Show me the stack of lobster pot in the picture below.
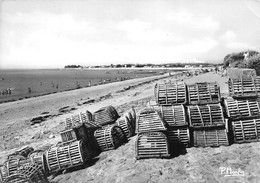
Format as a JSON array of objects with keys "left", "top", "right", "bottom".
[
  {"left": 187, "top": 82, "right": 229, "bottom": 147},
  {"left": 135, "top": 107, "right": 170, "bottom": 159},
  {"left": 153, "top": 81, "right": 190, "bottom": 152},
  {"left": 225, "top": 74, "right": 260, "bottom": 143},
  {"left": 93, "top": 105, "right": 127, "bottom": 151},
  {"left": 46, "top": 110, "right": 101, "bottom": 174},
  {"left": 0, "top": 152, "right": 49, "bottom": 183}
]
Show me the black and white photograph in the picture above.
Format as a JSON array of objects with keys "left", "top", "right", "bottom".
[{"left": 0, "top": 0, "right": 260, "bottom": 182}]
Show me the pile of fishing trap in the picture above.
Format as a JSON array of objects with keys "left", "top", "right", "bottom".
[
  {"left": 0, "top": 146, "right": 49, "bottom": 183},
  {"left": 225, "top": 74, "right": 260, "bottom": 143},
  {"left": 146, "top": 80, "right": 229, "bottom": 155},
  {"left": 141, "top": 69, "right": 260, "bottom": 159},
  {"left": 0, "top": 105, "right": 136, "bottom": 182}
]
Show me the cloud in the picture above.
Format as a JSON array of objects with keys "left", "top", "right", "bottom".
[
  {"left": 165, "top": 10, "right": 220, "bottom": 33},
  {"left": 117, "top": 19, "right": 182, "bottom": 44},
  {"left": 0, "top": 9, "right": 221, "bottom": 68},
  {"left": 222, "top": 30, "right": 257, "bottom": 50}
]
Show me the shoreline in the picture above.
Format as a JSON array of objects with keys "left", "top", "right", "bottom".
[
  {"left": 0, "top": 69, "right": 188, "bottom": 104},
  {"left": 0, "top": 72, "right": 178, "bottom": 105}
]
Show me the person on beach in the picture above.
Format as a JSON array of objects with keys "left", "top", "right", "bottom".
[
  {"left": 8, "top": 88, "right": 11, "bottom": 95},
  {"left": 28, "top": 87, "right": 31, "bottom": 94},
  {"left": 88, "top": 80, "right": 91, "bottom": 87}
]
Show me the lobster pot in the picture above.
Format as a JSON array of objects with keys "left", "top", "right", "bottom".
[
  {"left": 60, "top": 124, "right": 89, "bottom": 143},
  {"left": 159, "top": 105, "right": 187, "bottom": 127},
  {"left": 94, "top": 106, "right": 119, "bottom": 126},
  {"left": 166, "top": 127, "right": 190, "bottom": 147},
  {"left": 3, "top": 163, "right": 48, "bottom": 183},
  {"left": 187, "top": 104, "right": 225, "bottom": 127},
  {"left": 187, "top": 82, "right": 221, "bottom": 105},
  {"left": 84, "top": 121, "right": 101, "bottom": 128},
  {"left": 65, "top": 117, "right": 73, "bottom": 129},
  {"left": 2, "top": 157, "right": 33, "bottom": 178},
  {"left": 80, "top": 110, "right": 93, "bottom": 123},
  {"left": 228, "top": 76, "right": 260, "bottom": 98},
  {"left": 193, "top": 128, "right": 229, "bottom": 147},
  {"left": 124, "top": 111, "right": 134, "bottom": 128},
  {"left": 0, "top": 164, "right": 8, "bottom": 182},
  {"left": 154, "top": 82, "right": 187, "bottom": 105},
  {"left": 116, "top": 115, "right": 134, "bottom": 138},
  {"left": 232, "top": 118, "right": 260, "bottom": 143},
  {"left": 29, "top": 151, "right": 48, "bottom": 176},
  {"left": 65, "top": 114, "right": 81, "bottom": 129},
  {"left": 224, "top": 97, "right": 260, "bottom": 119},
  {"left": 46, "top": 140, "right": 88, "bottom": 173},
  {"left": 8, "top": 147, "right": 34, "bottom": 160},
  {"left": 136, "top": 108, "right": 167, "bottom": 133},
  {"left": 94, "top": 125, "right": 126, "bottom": 151},
  {"left": 135, "top": 132, "right": 170, "bottom": 159}
]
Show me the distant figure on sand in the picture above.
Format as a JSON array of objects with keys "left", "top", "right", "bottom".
[
  {"left": 28, "top": 87, "right": 31, "bottom": 94},
  {"left": 8, "top": 88, "right": 11, "bottom": 95},
  {"left": 88, "top": 80, "right": 92, "bottom": 87}
]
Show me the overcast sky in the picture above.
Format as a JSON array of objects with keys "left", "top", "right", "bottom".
[{"left": 1, "top": 0, "right": 260, "bottom": 69}]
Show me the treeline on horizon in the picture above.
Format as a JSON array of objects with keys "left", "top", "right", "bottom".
[{"left": 64, "top": 62, "right": 222, "bottom": 69}]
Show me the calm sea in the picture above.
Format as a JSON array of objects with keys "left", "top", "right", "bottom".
[{"left": 0, "top": 68, "right": 180, "bottom": 103}]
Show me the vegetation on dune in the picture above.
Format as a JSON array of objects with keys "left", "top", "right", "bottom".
[
  {"left": 223, "top": 50, "right": 259, "bottom": 69},
  {"left": 247, "top": 54, "right": 260, "bottom": 75}
]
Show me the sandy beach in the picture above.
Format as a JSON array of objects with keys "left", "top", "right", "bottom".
[{"left": 0, "top": 72, "right": 259, "bottom": 183}]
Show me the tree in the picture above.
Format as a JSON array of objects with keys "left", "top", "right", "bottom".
[{"left": 248, "top": 54, "right": 260, "bottom": 75}]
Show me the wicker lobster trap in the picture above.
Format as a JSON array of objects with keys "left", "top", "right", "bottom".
[
  {"left": 166, "top": 127, "right": 190, "bottom": 147},
  {"left": 224, "top": 97, "right": 260, "bottom": 120},
  {"left": 187, "top": 82, "right": 221, "bottom": 105},
  {"left": 129, "top": 107, "right": 136, "bottom": 125},
  {"left": 28, "top": 150, "right": 48, "bottom": 176},
  {"left": 187, "top": 103, "right": 225, "bottom": 127},
  {"left": 94, "top": 125, "right": 126, "bottom": 151},
  {"left": 65, "top": 111, "right": 93, "bottom": 129},
  {"left": 116, "top": 114, "right": 134, "bottom": 138},
  {"left": 60, "top": 124, "right": 87, "bottom": 143},
  {"left": 228, "top": 76, "right": 260, "bottom": 98},
  {"left": 46, "top": 140, "right": 91, "bottom": 173},
  {"left": 158, "top": 105, "right": 187, "bottom": 127},
  {"left": 124, "top": 111, "right": 134, "bottom": 128},
  {"left": 193, "top": 128, "right": 229, "bottom": 147},
  {"left": 232, "top": 118, "right": 260, "bottom": 143},
  {"left": 147, "top": 100, "right": 187, "bottom": 127},
  {"left": 135, "top": 132, "right": 170, "bottom": 159},
  {"left": 154, "top": 82, "right": 187, "bottom": 105},
  {"left": 2, "top": 163, "right": 48, "bottom": 183},
  {"left": 0, "top": 156, "right": 33, "bottom": 180},
  {"left": 94, "top": 106, "right": 119, "bottom": 126},
  {"left": 80, "top": 111, "right": 93, "bottom": 123},
  {"left": 136, "top": 108, "right": 167, "bottom": 133}
]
